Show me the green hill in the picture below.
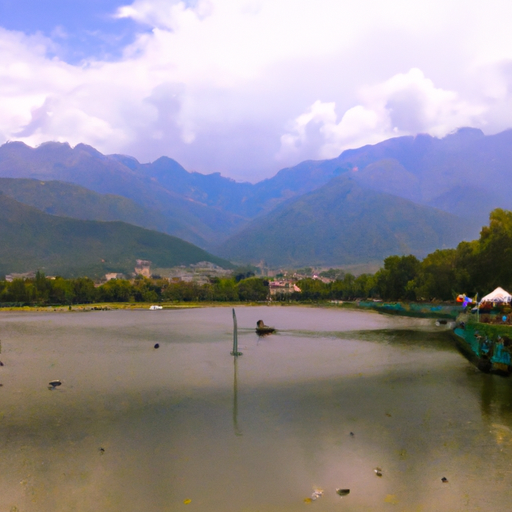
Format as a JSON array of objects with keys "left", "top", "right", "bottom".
[
  {"left": 217, "top": 177, "right": 476, "bottom": 267},
  {"left": 0, "top": 194, "right": 232, "bottom": 278}
]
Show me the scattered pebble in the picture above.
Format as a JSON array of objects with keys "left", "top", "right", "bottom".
[
  {"left": 349, "top": 432, "right": 354, "bottom": 436},
  {"left": 99, "top": 447, "right": 105, "bottom": 454},
  {"left": 154, "top": 343, "right": 160, "bottom": 349},
  {"left": 374, "top": 467, "right": 383, "bottom": 477},
  {"left": 0, "top": 361, "right": 4, "bottom": 366},
  {"left": 441, "top": 477, "right": 448, "bottom": 483}
]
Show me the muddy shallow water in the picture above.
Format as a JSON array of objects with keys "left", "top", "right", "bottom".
[{"left": 0, "top": 306, "right": 510, "bottom": 511}]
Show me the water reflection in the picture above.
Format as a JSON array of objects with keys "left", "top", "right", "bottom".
[
  {"left": 233, "top": 356, "right": 242, "bottom": 436},
  {"left": 480, "top": 373, "right": 496, "bottom": 420},
  {"left": 477, "top": 371, "right": 512, "bottom": 422}
]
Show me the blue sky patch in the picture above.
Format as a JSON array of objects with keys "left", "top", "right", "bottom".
[{"left": 0, "top": 0, "right": 147, "bottom": 62}]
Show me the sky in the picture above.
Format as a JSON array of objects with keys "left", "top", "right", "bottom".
[{"left": 1, "top": 0, "right": 512, "bottom": 182}]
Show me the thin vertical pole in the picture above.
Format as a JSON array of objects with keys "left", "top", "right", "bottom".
[{"left": 231, "top": 308, "right": 242, "bottom": 356}]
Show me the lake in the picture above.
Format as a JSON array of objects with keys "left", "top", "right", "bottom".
[{"left": 0, "top": 306, "right": 511, "bottom": 511}]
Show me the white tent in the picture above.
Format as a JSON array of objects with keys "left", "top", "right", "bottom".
[{"left": 480, "top": 287, "right": 512, "bottom": 303}]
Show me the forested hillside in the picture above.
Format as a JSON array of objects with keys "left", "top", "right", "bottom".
[
  {"left": 217, "top": 177, "right": 476, "bottom": 267},
  {"left": 0, "top": 194, "right": 231, "bottom": 278}
]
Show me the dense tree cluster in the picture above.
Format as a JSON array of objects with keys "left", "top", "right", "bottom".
[{"left": 0, "top": 272, "right": 270, "bottom": 305}]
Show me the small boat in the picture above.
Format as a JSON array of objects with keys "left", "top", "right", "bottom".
[
  {"left": 256, "top": 319, "right": 276, "bottom": 335},
  {"left": 149, "top": 305, "right": 163, "bottom": 310}
]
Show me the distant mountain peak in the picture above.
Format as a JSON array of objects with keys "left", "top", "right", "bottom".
[
  {"left": 74, "top": 143, "right": 106, "bottom": 158},
  {"left": 38, "top": 141, "right": 72, "bottom": 149},
  {"left": 448, "top": 127, "right": 485, "bottom": 139},
  {"left": 151, "top": 155, "right": 189, "bottom": 172}
]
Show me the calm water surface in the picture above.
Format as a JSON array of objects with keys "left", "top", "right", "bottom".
[{"left": 0, "top": 306, "right": 511, "bottom": 511}]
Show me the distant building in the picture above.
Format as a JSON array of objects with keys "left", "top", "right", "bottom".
[
  {"left": 189, "top": 261, "right": 222, "bottom": 270},
  {"left": 5, "top": 271, "right": 36, "bottom": 282},
  {"left": 269, "top": 280, "right": 301, "bottom": 297},
  {"left": 134, "top": 259, "right": 151, "bottom": 277},
  {"left": 105, "top": 273, "right": 124, "bottom": 281}
]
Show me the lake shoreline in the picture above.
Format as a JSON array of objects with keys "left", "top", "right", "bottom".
[{"left": 0, "top": 301, "right": 357, "bottom": 313}]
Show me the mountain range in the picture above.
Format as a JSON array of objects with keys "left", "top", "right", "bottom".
[{"left": 1, "top": 127, "right": 511, "bottom": 272}]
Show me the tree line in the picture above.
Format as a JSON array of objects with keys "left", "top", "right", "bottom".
[{"left": 0, "top": 273, "right": 271, "bottom": 305}]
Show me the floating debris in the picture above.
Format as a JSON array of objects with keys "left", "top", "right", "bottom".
[
  {"left": 303, "top": 497, "right": 312, "bottom": 504},
  {"left": 0, "top": 361, "right": 4, "bottom": 366},
  {"left": 336, "top": 489, "right": 350, "bottom": 497},
  {"left": 349, "top": 432, "right": 355, "bottom": 436},
  {"left": 99, "top": 447, "right": 105, "bottom": 454},
  {"left": 154, "top": 343, "right": 160, "bottom": 349},
  {"left": 183, "top": 499, "right": 192, "bottom": 504},
  {"left": 441, "top": 477, "right": 448, "bottom": 483},
  {"left": 48, "top": 380, "right": 62, "bottom": 389},
  {"left": 311, "top": 489, "right": 324, "bottom": 500},
  {"left": 374, "top": 467, "right": 383, "bottom": 477}
]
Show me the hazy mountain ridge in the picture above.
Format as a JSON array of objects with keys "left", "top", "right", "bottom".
[
  {"left": 3, "top": 128, "right": 510, "bottom": 230},
  {"left": 216, "top": 177, "right": 477, "bottom": 267},
  {"left": 0, "top": 193, "right": 231, "bottom": 278},
  {"left": 334, "top": 128, "right": 512, "bottom": 221},
  {"left": 0, "top": 141, "right": 247, "bottom": 248},
  {"left": 2, "top": 128, "right": 512, "bottom": 268}
]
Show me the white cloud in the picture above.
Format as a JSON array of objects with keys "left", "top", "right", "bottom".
[
  {"left": 278, "top": 69, "right": 487, "bottom": 162},
  {"left": 2, "top": 1, "right": 512, "bottom": 180},
  {"left": 116, "top": 0, "right": 214, "bottom": 30}
]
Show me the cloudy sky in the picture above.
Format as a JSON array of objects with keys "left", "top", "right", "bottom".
[{"left": 1, "top": 0, "right": 512, "bottom": 182}]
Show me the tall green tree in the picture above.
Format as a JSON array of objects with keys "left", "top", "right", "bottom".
[
  {"left": 411, "top": 249, "right": 458, "bottom": 301},
  {"left": 72, "top": 277, "right": 97, "bottom": 304},
  {"left": 98, "top": 279, "right": 134, "bottom": 302},
  {"left": 472, "top": 209, "right": 512, "bottom": 292},
  {"left": 375, "top": 255, "right": 420, "bottom": 300},
  {"left": 34, "top": 271, "right": 51, "bottom": 304},
  {"left": 237, "top": 277, "right": 268, "bottom": 301}
]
